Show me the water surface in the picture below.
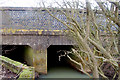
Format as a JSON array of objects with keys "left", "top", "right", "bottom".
[{"left": 40, "top": 63, "right": 89, "bottom": 78}]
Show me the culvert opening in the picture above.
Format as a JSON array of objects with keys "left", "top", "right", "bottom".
[
  {"left": 2, "top": 45, "right": 33, "bottom": 66},
  {"left": 41, "top": 45, "right": 89, "bottom": 78},
  {"left": 47, "top": 45, "right": 74, "bottom": 71}
]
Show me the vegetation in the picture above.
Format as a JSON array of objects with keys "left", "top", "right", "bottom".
[
  {"left": 0, "top": 55, "right": 35, "bottom": 79},
  {"left": 43, "top": 0, "right": 120, "bottom": 79}
]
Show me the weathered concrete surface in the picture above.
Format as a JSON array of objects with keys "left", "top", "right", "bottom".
[
  {"left": 1, "top": 31, "right": 75, "bottom": 74},
  {"left": 1, "top": 7, "right": 119, "bottom": 74},
  {"left": 0, "top": 7, "right": 75, "bottom": 74}
]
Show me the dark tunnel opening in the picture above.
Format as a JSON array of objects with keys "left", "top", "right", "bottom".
[
  {"left": 40, "top": 45, "right": 90, "bottom": 78},
  {"left": 2, "top": 45, "right": 31, "bottom": 65},
  {"left": 47, "top": 45, "right": 73, "bottom": 71}
]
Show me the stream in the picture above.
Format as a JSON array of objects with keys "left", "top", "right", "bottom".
[
  {"left": 39, "top": 58, "right": 89, "bottom": 78},
  {"left": 39, "top": 65, "right": 89, "bottom": 78}
]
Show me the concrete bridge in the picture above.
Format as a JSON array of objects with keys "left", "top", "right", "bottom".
[
  {"left": 0, "top": 7, "right": 119, "bottom": 74},
  {"left": 0, "top": 7, "right": 76, "bottom": 74}
]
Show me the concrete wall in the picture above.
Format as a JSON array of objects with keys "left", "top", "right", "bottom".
[{"left": 1, "top": 31, "right": 75, "bottom": 74}]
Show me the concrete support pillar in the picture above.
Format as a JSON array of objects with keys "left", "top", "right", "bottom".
[
  {"left": 33, "top": 49, "right": 47, "bottom": 74},
  {"left": 31, "top": 44, "right": 48, "bottom": 74}
]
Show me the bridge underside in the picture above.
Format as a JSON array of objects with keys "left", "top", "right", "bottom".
[{"left": 1, "top": 31, "right": 75, "bottom": 74}]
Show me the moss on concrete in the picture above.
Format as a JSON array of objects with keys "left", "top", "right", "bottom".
[
  {"left": 0, "top": 55, "right": 35, "bottom": 79},
  {"left": 18, "top": 67, "right": 35, "bottom": 80}
]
